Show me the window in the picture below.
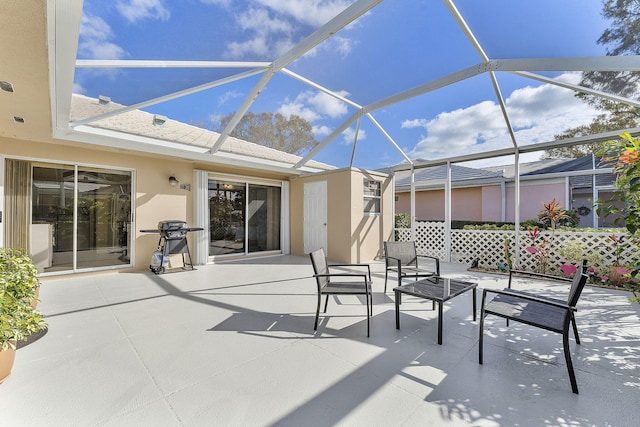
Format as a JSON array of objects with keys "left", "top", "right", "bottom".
[{"left": 363, "top": 179, "right": 381, "bottom": 214}]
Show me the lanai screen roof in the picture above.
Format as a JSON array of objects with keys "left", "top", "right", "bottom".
[{"left": 47, "top": 1, "right": 640, "bottom": 173}]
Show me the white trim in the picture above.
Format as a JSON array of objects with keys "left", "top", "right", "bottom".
[
  {"left": 281, "top": 180, "right": 290, "bottom": 255},
  {"left": 193, "top": 170, "right": 209, "bottom": 265},
  {"left": 204, "top": 171, "right": 285, "bottom": 261}
]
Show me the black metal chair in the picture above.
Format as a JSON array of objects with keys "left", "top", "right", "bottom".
[
  {"left": 383, "top": 241, "right": 440, "bottom": 293},
  {"left": 309, "top": 248, "right": 373, "bottom": 337},
  {"left": 505, "top": 259, "right": 588, "bottom": 334},
  {"left": 479, "top": 270, "right": 589, "bottom": 394}
]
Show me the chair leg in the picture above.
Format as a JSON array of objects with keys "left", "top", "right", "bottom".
[
  {"left": 366, "top": 291, "right": 370, "bottom": 337},
  {"left": 314, "top": 293, "right": 322, "bottom": 331},
  {"left": 571, "top": 313, "right": 580, "bottom": 345},
  {"left": 479, "top": 292, "right": 487, "bottom": 364},
  {"left": 324, "top": 294, "right": 329, "bottom": 313},
  {"left": 384, "top": 270, "right": 388, "bottom": 293},
  {"left": 563, "top": 327, "right": 579, "bottom": 394}
]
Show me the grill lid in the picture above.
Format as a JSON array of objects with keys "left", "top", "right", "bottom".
[{"left": 157, "top": 220, "right": 189, "bottom": 231}]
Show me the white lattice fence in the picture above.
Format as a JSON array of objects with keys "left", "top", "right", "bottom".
[
  {"left": 395, "top": 222, "right": 634, "bottom": 274},
  {"left": 451, "top": 229, "right": 513, "bottom": 267}
]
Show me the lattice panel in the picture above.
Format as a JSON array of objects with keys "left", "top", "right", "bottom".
[
  {"left": 395, "top": 222, "right": 634, "bottom": 274},
  {"left": 452, "top": 230, "right": 514, "bottom": 268}
]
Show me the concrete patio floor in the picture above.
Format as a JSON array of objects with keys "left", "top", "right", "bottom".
[{"left": 1, "top": 256, "right": 638, "bottom": 426}]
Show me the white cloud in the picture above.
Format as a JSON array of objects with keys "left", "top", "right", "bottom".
[
  {"left": 223, "top": 1, "right": 357, "bottom": 59},
  {"left": 307, "top": 91, "right": 350, "bottom": 118},
  {"left": 224, "top": 7, "right": 295, "bottom": 58},
  {"left": 407, "top": 73, "right": 600, "bottom": 160},
  {"left": 312, "top": 125, "right": 332, "bottom": 137},
  {"left": 78, "top": 14, "right": 126, "bottom": 60},
  {"left": 116, "top": 0, "right": 170, "bottom": 24},
  {"left": 218, "top": 90, "right": 244, "bottom": 106},
  {"left": 257, "top": 0, "right": 353, "bottom": 27},
  {"left": 342, "top": 127, "right": 367, "bottom": 144},
  {"left": 278, "top": 90, "right": 350, "bottom": 122}
]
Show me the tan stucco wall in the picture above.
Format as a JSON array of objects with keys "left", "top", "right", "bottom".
[
  {"left": 1, "top": 137, "right": 289, "bottom": 273},
  {"left": 290, "top": 169, "right": 392, "bottom": 263}
]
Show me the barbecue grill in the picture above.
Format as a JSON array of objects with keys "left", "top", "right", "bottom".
[{"left": 140, "top": 220, "right": 203, "bottom": 274}]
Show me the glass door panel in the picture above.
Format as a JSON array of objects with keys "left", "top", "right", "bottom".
[
  {"left": 209, "top": 180, "right": 245, "bottom": 256},
  {"left": 31, "top": 165, "right": 75, "bottom": 272},
  {"left": 75, "top": 168, "right": 132, "bottom": 269},
  {"left": 248, "top": 185, "right": 281, "bottom": 253},
  {"left": 31, "top": 164, "right": 132, "bottom": 273}
]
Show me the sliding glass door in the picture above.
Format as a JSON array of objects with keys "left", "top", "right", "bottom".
[
  {"left": 208, "top": 178, "right": 281, "bottom": 257},
  {"left": 30, "top": 163, "right": 132, "bottom": 273}
]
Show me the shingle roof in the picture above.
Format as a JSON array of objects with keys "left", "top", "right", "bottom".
[
  {"left": 394, "top": 164, "right": 504, "bottom": 188},
  {"left": 70, "top": 95, "right": 335, "bottom": 171},
  {"left": 393, "top": 155, "right": 617, "bottom": 190}
]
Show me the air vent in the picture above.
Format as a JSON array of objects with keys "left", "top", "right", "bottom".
[{"left": 0, "top": 80, "right": 14, "bottom": 92}]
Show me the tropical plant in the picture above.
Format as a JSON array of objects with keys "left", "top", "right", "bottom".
[
  {"left": 0, "top": 248, "right": 47, "bottom": 351},
  {"left": 598, "top": 132, "right": 640, "bottom": 301}
]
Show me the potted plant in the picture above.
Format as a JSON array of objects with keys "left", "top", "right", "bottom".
[{"left": 0, "top": 248, "right": 47, "bottom": 384}]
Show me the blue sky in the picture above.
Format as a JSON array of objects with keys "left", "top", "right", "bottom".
[{"left": 74, "top": 1, "right": 612, "bottom": 170}]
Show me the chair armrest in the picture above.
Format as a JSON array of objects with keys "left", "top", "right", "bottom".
[
  {"left": 483, "top": 288, "right": 575, "bottom": 311},
  {"left": 328, "top": 263, "right": 371, "bottom": 281},
  {"left": 313, "top": 273, "right": 371, "bottom": 285},
  {"left": 384, "top": 255, "right": 400, "bottom": 267},
  {"left": 416, "top": 255, "right": 440, "bottom": 275},
  {"left": 508, "top": 269, "right": 571, "bottom": 288}
]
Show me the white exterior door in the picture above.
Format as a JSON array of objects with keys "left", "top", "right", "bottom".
[{"left": 304, "top": 180, "right": 327, "bottom": 254}]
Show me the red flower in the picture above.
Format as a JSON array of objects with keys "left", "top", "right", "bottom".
[
  {"left": 620, "top": 149, "right": 639, "bottom": 164},
  {"left": 560, "top": 264, "right": 577, "bottom": 277}
]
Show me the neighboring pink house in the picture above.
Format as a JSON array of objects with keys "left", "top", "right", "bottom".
[{"left": 393, "top": 156, "right": 620, "bottom": 228}]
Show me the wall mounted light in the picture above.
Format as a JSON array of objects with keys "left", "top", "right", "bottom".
[{"left": 169, "top": 175, "right": 179, "bottom": 187}]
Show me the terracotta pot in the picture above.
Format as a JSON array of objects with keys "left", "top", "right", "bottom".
[{"left": 0, "top": 342, "right": 17, "bottom": 384}]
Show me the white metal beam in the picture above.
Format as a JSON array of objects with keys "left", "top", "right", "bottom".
[
  {"left": 210, "top": 0, "right": 384, "bottom": 154},
  {"left": 444, "top": 0, "right": 489, "bottom": 62},
  {"left": 294, "top": 111, "right": 360, "bottom": 169},
  {"left": 70, "top": 68, "right": 267, "bottom": 127},
  {"left": 366, "top": 113, "right": 413, "bottom": 164},
  {"left": 75, "top": 60, "right": 271, "bottom": 69},
  {"left": 363, "top": 63, "right": 486, "bottom": 114},
  {"left": 491, "top": 56, "right": 640, "bottom": 72},
  {"left": 512, "top": 70, "right": 640, "bottom": 108},
  {"left": 281, "top": 68, "right": 363, "bottom": 109},
  {"left": 392, "top": 127, "right": 640, "bottom": 172}
]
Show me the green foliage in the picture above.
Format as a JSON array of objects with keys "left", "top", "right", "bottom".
[
  {"left": 503, "top": 238, "right": 513, "bottom": 270},
  {"left": 548, "top": 1, "right": 640, "bottom": 158},
  {"left": 558, "top": 241, "right": 585, "bottom": 264},
  {"left": 596, "top": 132, "right": 640, "bottom": 300},
  {"left": 0, "top": 248, "right": 47, "bottom": 350},
  {"left": 394, "top": 213, "right": 411, "bottom": 228}
]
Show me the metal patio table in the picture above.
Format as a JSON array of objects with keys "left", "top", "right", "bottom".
[{"left": 394, "top": 277, "right": 477, "bottom": 345}]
